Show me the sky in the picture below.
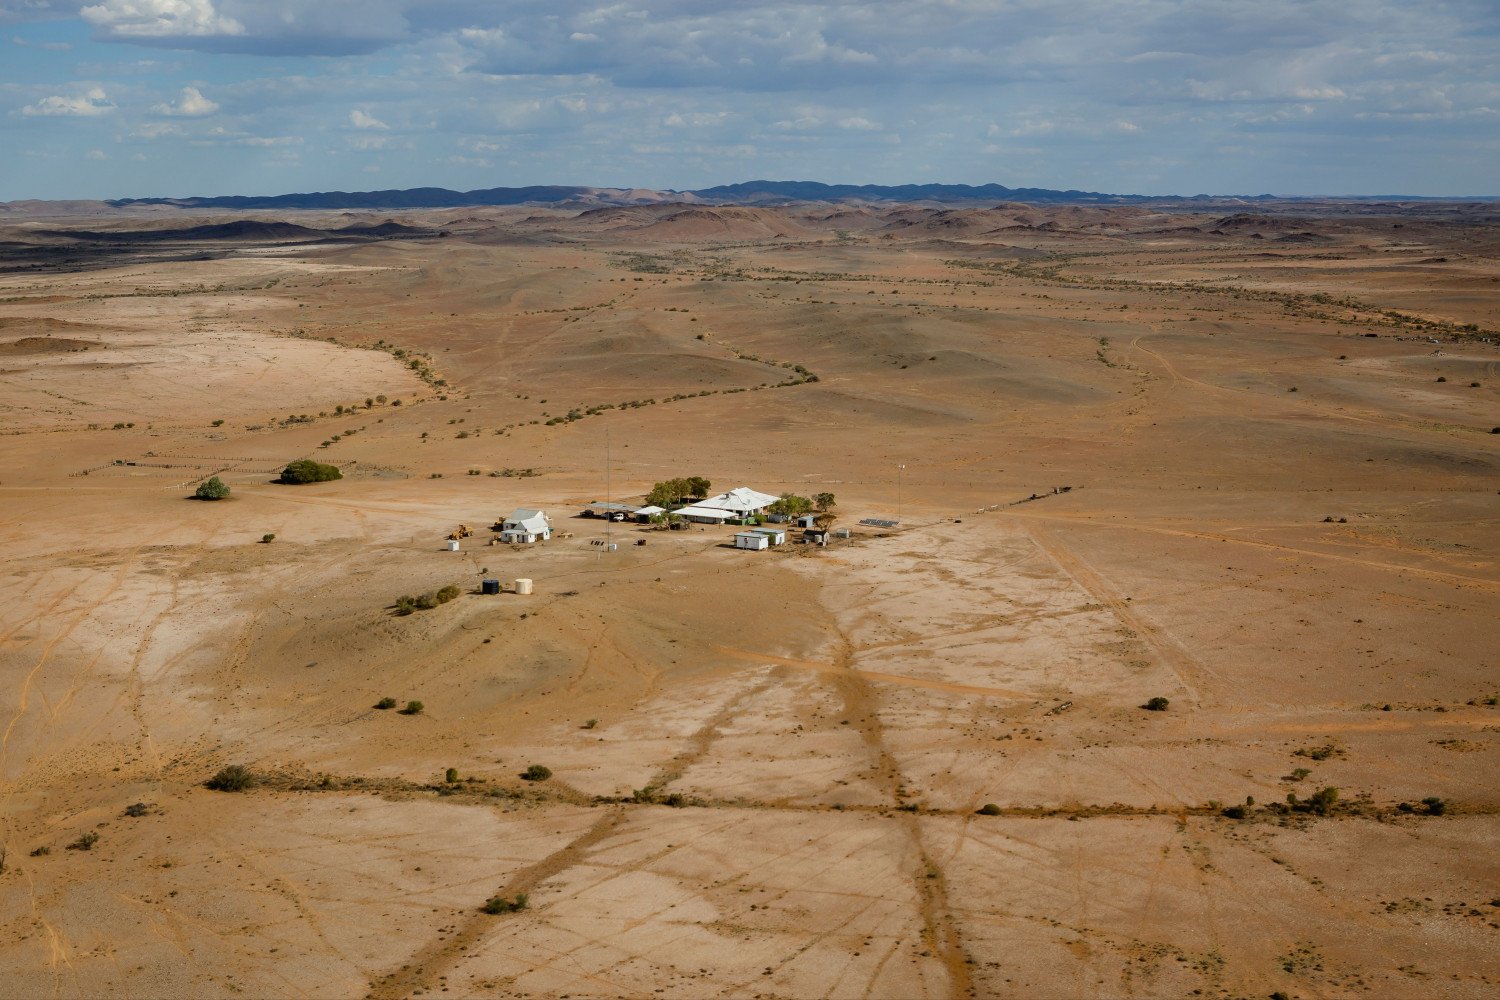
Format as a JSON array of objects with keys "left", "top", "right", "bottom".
[{"left": 1, "top": 0, "right": 1497, "bottom": 200}]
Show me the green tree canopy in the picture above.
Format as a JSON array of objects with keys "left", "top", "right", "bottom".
[
  {"left": 194, "top": 476, "right": 230, "bottom": 500},
  {"left": 280, "top": 458, "right": 342, "bottom": 484}
]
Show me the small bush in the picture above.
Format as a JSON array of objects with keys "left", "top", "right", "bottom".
[
  {"left": 401, "top": 700, "right": 424, "bottom": 715},
  {"left": 1422, "top": 796, "right": 1447, "bottom": 815},
  {"left": 375, "top": 697, "right": 397, "bottom": 710},
  {"left": 521, "top": 764, "right": 552, "bottom": 782},
  {"left": 482, "top": 893, "right": 528, "bottom": 914},
  {"left": 1221, "top": 805, "right": 1247, "bottom": 820},
  {"left": 211, "top": 419, "right": 225, "bottom": 427},
  {"left": 436, "top": 584, "right": 461, "bottom": 604},
  {"left": 123, "top": 802, "right": 149, "bottom": 818},
  {"left": 29, "top": 846, "right": 49, "bottom": 857},
  {"left": 582, "top": 718, "right": 599, "bottom": 730},
  {"left": 414, "top": 593, "right": 439, "bottom": 611},
  {"left": 206, "top": 765, "right": 254, "bottom": 792},
  {"left": 194, "top": 476, "right": 230, "bottom": 500},
  {"left": 1307, "top": 786, "right": 1339, "bottom": 815},
  {"left": 279, "top": 458, "right": 342, "bottom": 484},
  {"left": 261, "top": 533, "right": 275, "bottom": 544},
  {"left": 1436, "top": 376, "right": 1447, "bottom": 383},
  {"left": 445, "top": 768, "right": 459, "bottom": 783},
  {"left": 977, "top": 803, "right": 1002, "bottom": 816},
  {"left": 1142, "top": 697, "right": 1170, "bottom": 712},
  {"left": 67, "top": 831, "right": 100, "bottom": 851}
]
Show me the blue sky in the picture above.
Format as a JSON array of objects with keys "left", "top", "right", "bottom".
[{"left": 2, "top": 1, "right": 1496, "bottom": 200}]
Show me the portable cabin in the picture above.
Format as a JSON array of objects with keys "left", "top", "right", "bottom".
[
  {"left": 794, "top": 514, "right": 818, "bottom": 529},
  {"left": 751, "top": 527, "right": 786, "bottom": 545},
  {"left": 734, "top": 531, "right": 770, "bottom": 550},
  {"left": 634, "top": 505, "right": 666, "bottom": 523}
]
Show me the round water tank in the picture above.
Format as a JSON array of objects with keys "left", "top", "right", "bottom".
[{"left": 514, "top": 578, "right": 534, "bottom": 595}]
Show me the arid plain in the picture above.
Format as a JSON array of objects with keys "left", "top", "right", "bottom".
[{"left": 0, "top": 199, "right": 1497, "bottom": 999}]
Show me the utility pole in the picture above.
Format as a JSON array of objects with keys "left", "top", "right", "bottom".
[{"left": 897, "top": 463, "right": 905, "bottom": 524}]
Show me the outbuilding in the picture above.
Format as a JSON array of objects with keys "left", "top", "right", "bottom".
[
  {"left": 634, "top": 505, "right": 666, "bottom": 523},
  {"left": 751, "top": 527, "right": 786, "bottom": 545},
  {"left": 734, "top": 531, "right": 770, "bottom": 550}
]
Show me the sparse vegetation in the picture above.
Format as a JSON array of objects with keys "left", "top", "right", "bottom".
[
  {"left": 582, "top": 718, "right": 598, "bottom": 730},
  {"left": 206, "top": 765, "right": 255, "bottom": 792},
  {"left": 260, "top": 533, "right": 276, "bottom": 544},
  {"left": 375, "top": 697, "right": 397, "bottom": 710},
  {"left": 67, "top": 831, "right": 100, "bottom": 851},
  {"left": 400, "top": 700, "right": 424, "bottom": 715},
  {"left": 521, "top": 764, "right": 552, "bottom": 782},
  {"left": 193, "top": 476, "right": 230, "bottom": 500},
  {"left": 482, "top": 893, "right": 528, "bottom": 914},
  {"left": 445, "top": 768, "right": 459, "bottom": 783},
  {"left": 1142, "top": 697, "right": 1170, "bottom": 711},
  {"left": 278, "top": 458, "right": 342, "bottom": 484},
  {"left": 977, "top": 803, "right": 1002, "bottom": 816}
]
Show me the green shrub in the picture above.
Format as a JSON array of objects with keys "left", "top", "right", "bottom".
[
  {"left": 445, "top": 768, "right": 459, "bottom": 783},
  {"left": 1422, "top": 796, "right": 1447, "bottom": 815},
  {"left": 1142, "top": 697, "right": 1170, "bottom": 712},
  {"left": 1222, "top": 805, "right": 1247, "bottom": 820},
  {"left": 521, "top": 764, "right": 552, "bottom": 782},
  {"left": 977, "top": 803, "right": 1002, "bottom": 816},
  {"left": 582, "top": 718, "right": 598, "bottom": 730},
  {"left": 414, "top": 593, "right": 439, "bottom": 611},
  {"left": 1307, "top": 786, "right": 1339, "bottom": 815},
  {"left": 375, "top": 697, "right": 397, "bottom": 710},
  {"left": 436, "top": 585, "right": 461, "bottom": 604},
  {"left": 194, "top": 476, "right": 230, "bottom": 500},
  {"left": 482, "top": 893, "right": 528, "bottom": 914},
  {"left": 279, "top": 458, "right": 342, "bottom": 484},
  {"left": 67, "top": 831, "right": 100, "bottom": 851},
  {"left": 206, "top": 765, "right": 254, "bottom": 792},
  {"left": 401, "top": 700, "right": 424, "bottom": 715},
  {"left": 260, "top": 533, "right": 275, "bottom": 544}
]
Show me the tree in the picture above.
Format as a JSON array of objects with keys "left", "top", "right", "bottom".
[
  {"left": 194, "top": 476, "right": 230, "bottom": 500},
  {"left": 687, "top": 476, "right": 711, "bottom": 498},
  {"left": 814, "top": 492, "right": 836, "bottom": 511},
  {"left": 770, "top": 493, "right": 813, "bottom": 517},
  {"left": 279, "top": 458, "right": 342, "bottom": 484}
]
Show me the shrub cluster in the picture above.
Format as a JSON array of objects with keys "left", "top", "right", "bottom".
[
  {"left": 279, "top": 458, "right": 342, "bottom": 484},
  {"left": 206, "top": 765, "right": 254, "bottom": 792},
  {"left": 194, "top": 476, "right": 230, "bottom": 500},
  {"left": 394, "top": 584, "right": 462, "bottom": 615}
]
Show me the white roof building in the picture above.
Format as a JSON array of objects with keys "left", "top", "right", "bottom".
[
  {"left": 694, "top": 487, "right": 780, "bottom": 517},
  {"left": 501, "top": 508, "right": 551, "bottom": 542},
  {"left": 672, "top": 505, "right": 734, "bottom": 523}
]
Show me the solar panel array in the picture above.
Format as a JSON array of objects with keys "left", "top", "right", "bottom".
[{"left": 859, "top": 518, "right": 900, "bottom": 528}]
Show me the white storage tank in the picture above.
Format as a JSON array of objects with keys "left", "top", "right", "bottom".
[
  {"left": 514, "top": 578, "right": 534, "bottom": 595},
  {"left": 446, "top": 539, "right": 460, "bottom": 551}
]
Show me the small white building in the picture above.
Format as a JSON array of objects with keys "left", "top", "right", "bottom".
[
  {"left": 634, "top": 505, "right": 666, "bottom": 523},
  {"left": 500, "top": 508, "right": 552, "bottom": 543},
  {"left": 734, "top": 531, "right": 770, "bottom": 550},
  {"left": 751, "top": 527, "right": 786, "bottom": 545}
]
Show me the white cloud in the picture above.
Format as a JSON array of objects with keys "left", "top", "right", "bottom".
[
  {"left": 350, "top": 108, "right": 388, "bottom": 129},
  {"left": 81, "top": 0, "right": 245, "bottom": 38},
  {"left": 152, "top": 85, "right": 218, "bottom": 116},
  {"left": 85, "top": 148, "right": 107, "bottom": 159},
  {"left": 837, "top": 116, "right": 881, "bottom": 131},
  {"left": 21, "top": 87, "right": 114, "bottom": 117}
]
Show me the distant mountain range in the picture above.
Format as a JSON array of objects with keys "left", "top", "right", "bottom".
[{"left": 103, "top": 180, "right": 1258, "bottom": 211}]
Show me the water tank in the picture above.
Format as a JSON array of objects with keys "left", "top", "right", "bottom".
[
  {"left": 514, "top": 578, "right": 533, "bottom": 595},
  {"left": 446, "top": 539, "right": 460, "bottom": 551},
  {"left": 481, "top": 579, "right": 500, "bottom": 595}
]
